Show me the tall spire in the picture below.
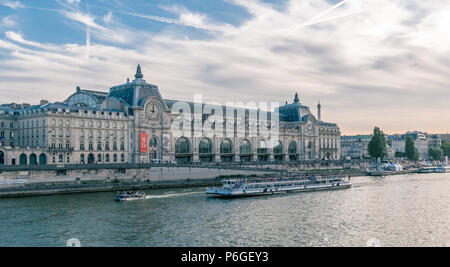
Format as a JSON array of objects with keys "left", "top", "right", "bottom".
[
  {"left": 294, "top": 92, "right": 299, "bottom": 104},
  {"left": 317, "top": 98, "right": 322, "bottom": 121},
  {"left": 135, "top": 64, "right": 143, "bottom": 79}
]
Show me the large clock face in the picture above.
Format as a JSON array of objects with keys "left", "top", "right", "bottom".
[{"left": 146, "top": 103, "right": 160, "bottom": 120}]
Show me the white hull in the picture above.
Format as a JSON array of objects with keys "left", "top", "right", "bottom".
[
  {"left": 418, "top": 166, "right": 450, "bottom": 173},
  {"left": 206, "top": 182, "right": 351, "bottom": 198}
]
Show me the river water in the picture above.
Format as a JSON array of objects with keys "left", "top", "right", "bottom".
[{"left": 0, "top": 173, "right": 449, "bottom": 247}]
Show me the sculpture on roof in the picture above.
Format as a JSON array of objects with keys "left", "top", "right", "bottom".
[{"left": 135, "top": 64, "right": 144, "bottom": 79}]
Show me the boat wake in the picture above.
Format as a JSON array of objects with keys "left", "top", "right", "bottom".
[{"left": 145, "top": 192, "right": 201, "bottom": 199}]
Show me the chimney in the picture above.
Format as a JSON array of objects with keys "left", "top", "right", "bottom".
[
  {"left": 317, "top": 99, "right": 321, "bottom": 121},
  {"left": 40, "top": 100, "right": 49, "bottom": 106}
]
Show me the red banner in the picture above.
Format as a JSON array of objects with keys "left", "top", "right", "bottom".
[{"left": 140, "top": 133, "right": 148, "bottom": 153}]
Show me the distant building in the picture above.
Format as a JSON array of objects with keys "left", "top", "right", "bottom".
[
  {"left": 340, "top": 135, "right": 372, "bottom": 159},
  {"left": 387, "top": 131, "right": 430, "bottom": 159},
  {"left": 439, "top": 134, "right": 450, "bottom": 143},
  {"left": 428, "top": 134, "right": 441, "bottom": 150},
  {"left": 387, "top": 134, "right": 406, "bottom": 158}
]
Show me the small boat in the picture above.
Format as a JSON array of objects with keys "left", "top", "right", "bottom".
[
  {"left": 205, "top": 175, "right": 351, "bottom": 198},
  {"left": 432, "top": 165, "right": 450, "bottom": 173},
  {"left": 366, "top": 169, "right": 389, "bottom": 176},
  {"left": 418, "top": 166, "right": 438, "bottom": 173},
  {"left": 114, "top": 191, "right": 146, "bottom": 202}
]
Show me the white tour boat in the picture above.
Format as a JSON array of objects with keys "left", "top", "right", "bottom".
[
  {"left": 206, "top": 175, "right": 351, "bottom": 198},
  {"left": 114, "top": 191, "right": 146, "bottom": 202}
]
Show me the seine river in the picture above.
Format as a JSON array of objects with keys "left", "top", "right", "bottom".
[{"left": 0, "top": 173, "right": 449, "bottom": 247}]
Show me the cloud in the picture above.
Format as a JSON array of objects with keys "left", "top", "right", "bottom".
[
  {"left": 0, "top": 16, "right": 16, "bottom": 28},
  {"left": 103, "top": 11, "right": 113, "bottom": 24},
  {"left": 120, "top": 4, "right": 235, "bottom": 33},
  {"left": 1, "top": 0, "right": 450, "bottom": 134},
  {"left": 1, "top": 0, "right": 23, "bottom": 9}
]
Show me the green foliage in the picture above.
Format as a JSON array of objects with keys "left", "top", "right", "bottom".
[
  {"left": 368, "top": 127, "right": 387, "bottom": 159},
  {"left": 405, "top": 136, "right": 419, "bottom": 161},
  {"left": 428, "top": 148, "right": 442, "bottom": 161},
  {"left": 441, "top": 142, "right": 450, "bottom": 157}
]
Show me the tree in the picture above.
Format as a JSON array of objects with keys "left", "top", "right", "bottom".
[
  {"left": 405, "top": 136, "right": 419, "bottom": 161},
  {"left": 428, "top": 148, "right": 442, "bottom": 161},
  {"left": 368, "top": 127, "right": 387, "bottom": 159},
  {"left": 441, "top": 142, "right": 450, "bottom": 157}
]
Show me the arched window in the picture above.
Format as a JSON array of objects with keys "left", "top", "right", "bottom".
[
  {"left": 29, "top": 154, "right": 37, "bottom": 165},
  {"left": 39, "top": 154, "right": 47, "bottom": 165},
  {"left": 199, "top": 138, "right": 213, "bottom": 154},
  {"left": 273, "top": 141, "right": 283, "bottom": 154},
  {"left": 66, "top": 92, "right": 98, "bottom": 108},
  {"left": 175, "top": 137, "right": 190, "bottom": 154},
  {"left": 20, "top": 153, "right": 27, "bottom": 165},
  {"left": 240, "top": 140, "right": 252, "bottom": 154},
  {"left": 220, "top": 139, "right": 233, "bottom": 154},
  {"left": 150, "top": 136, "right": 158, "bottom": 147},
  {"left": 88, "top": 154, "right": 95, "bottom": 164},
  {"left": 288, "top": 141, "right": 297, "bottom": 154}
]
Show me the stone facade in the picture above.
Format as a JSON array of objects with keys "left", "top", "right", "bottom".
[
  {"left": 0, "top": 66, "right": 340, "bottom": 166},
  {"left": 340, "top": 135, "right": 372, "bottom": 159}
]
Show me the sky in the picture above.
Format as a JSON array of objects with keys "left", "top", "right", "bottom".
[{"left": 0, "top": 0, "right": 449, "bottom": 135}]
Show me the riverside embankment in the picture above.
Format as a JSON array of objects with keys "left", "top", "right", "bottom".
[
  {"left": 0, "top": 160, "right": 418, "bottom": 198},
  {"left": 0, "top": 167, "right": 415, "bottom": 199}
]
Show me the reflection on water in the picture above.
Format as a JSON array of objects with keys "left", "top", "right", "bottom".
[{"left": 0, "top": 173, "right": 449, "bottom": 247}]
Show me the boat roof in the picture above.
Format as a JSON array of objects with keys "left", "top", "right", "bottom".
[{"left": 223, "top": 176, "right": 347, "bottom": 185}]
